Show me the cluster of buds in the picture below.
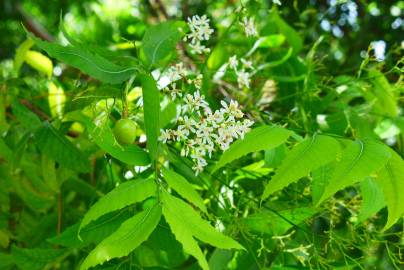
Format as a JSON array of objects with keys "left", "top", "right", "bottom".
[
  {"left": 159, "top": 91, "right": 253, "bottom": 174},
  {"left": 184, "top": 15, "right": 214, "bottom": 54}
]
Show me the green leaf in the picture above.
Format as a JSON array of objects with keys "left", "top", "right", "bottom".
[
  {"left": 35, "top": 122, "right": 90, "bottom": 172},
  {"left": 357, "top": 178, "right": 385, "bottom": 223},
  {"left": 0, "top": 253, "right": 13, "bottom": 269},
  {"left": 28, "top": 34, "right": 138, "bottom": 84},
  {"left": 41, "top": 155, "right": 59, "bottom": 193},
  {"left": 159, "top": 101, "right": 177, "bottom": 128},
  {"left": 244, "top": 207, "right": 317, "bottom": 235},
  {"left": 141, "top": 21, "right": 185, "bottom": 68},
  {"left": 272, "top": 11, "right": 303, "bottom": 55},
  {"left": 79, "top": 178, "right": 156, "bottom": 234},
  {"left": 375, "top": 150, "right": 404, "bottom": 229},
  {"left": 311, "top": 163, "right": 334, "bottom": 205},
  {"left": 318, "top": 139, "right": 391, "bottom": 204},
  {"left": 0, "top": 94, "right": 8, "bottom": 134},
  {"left": 0, "top": 138, "right": 14, "bottom": 163},
  {"left": 162, "top": 191, "right": 243, "bottom": 270},
  {"left": 247, "top": 34, "right": 286, "bottom": 56},
  {"left": 262, "top": 135, "right": 340, "bottom": 200},
  {"left": 140, "top": 74, "right": 160, "bottom": 162},
  {"left": 264, "top": 143, "right": 287, "bottom": 168},
  {"left": 213, "top": 125, "right": 292, "bottom": 172},
  {"left": 11, "top": 99, "right": 42, "bottom": 131},
  {"left": 368, "top": 69, "right": 398, "bottom": 117},
  {"left": 14, "top": 39, "right": 34, "bottom": 73},
  {"left": 67, "top": 111, "right": 150, "bottom": 166},
  {"left": 162, "top": 167, "right": 207, "bottom": 213},
  {"left": 48, "top": 211, "right": 127, "bottom": 248},
  {"left": 11, "top": 246, "right": 65, "bottom": 270},
  {"left": 80, "top": 205, "right": 161, "bottom": 270},
  {"left": 209, "top": 249, "right": 233, "bottom": 270},
  {"left": 207, "top": 44, "right": 229, "bottom": 70}
]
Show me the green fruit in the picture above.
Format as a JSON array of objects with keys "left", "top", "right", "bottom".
[{"left": 113, "top": 119, "right": 137, "bottom": 145}]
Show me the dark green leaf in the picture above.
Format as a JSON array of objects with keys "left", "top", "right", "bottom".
[
  {"left": 35, "top": 122, "right": 90, "bottom": 172},
  {"left": 141, "top": 21, "right": 185, "bottom": 68},
  {"left": 140, "top": 74, "right": 160, "bottom": 162},
  {"left": 28, "top": 34, "right": 138, "bottom": 84},
  {"left": 11, "top": 246, "right": 65, "bottom": 270},
  {"left": 80, "top": 205, "right": 161, "bottom": 270},
  {"left": 79, "top": 178, "right": 157, "bottom": 234},
  {"left": 262, "top": 135, "right": 340, "bottom": 200}
]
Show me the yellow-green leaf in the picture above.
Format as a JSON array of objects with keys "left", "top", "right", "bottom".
[
  {"left": 25, "top": 50, "right": 53, "bottom": 78},
  {"left": 375, "top": 150, "right": 404, "bottom": 230}
]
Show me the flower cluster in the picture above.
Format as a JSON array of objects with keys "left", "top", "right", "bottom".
[
  {"left": 159, "top": 91, "right": 253, "bottom": 174},
  {"left": 162, "top": 62, "right": 203, "bottom": 100},
  {"left": 184, "top": 15, "right": 214, "bottom": 54},
  {"left": 228, "top": 55, "right": 254, "bottom": 89}
]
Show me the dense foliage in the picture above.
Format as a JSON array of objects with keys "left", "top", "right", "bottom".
[{"left": 1, "top": 0, "right": 403, "bottom": 269}]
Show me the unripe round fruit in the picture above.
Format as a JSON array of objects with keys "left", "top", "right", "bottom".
[{"left": 113, "top": 119, "right": 137, "bottom": 145}]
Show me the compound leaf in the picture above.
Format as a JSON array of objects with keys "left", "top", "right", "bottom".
[
  {"left": 213, "top": 125, "right": 292, "bottom": 172},
  {"left": 35, "top": 121, "right": 90, "bottom": 172},
  {"left": 141, "top": 21, "right": 185, "bottom": 68},
  {"left": 162, "top": 167, "right": 207, "bottom": 213},
  {"left": 79, "top": 178, "right": 157, "bottom": 234},
  {"left": 262, "top": 135, "right": 340, "bottom": 200},
  {"left": 162, "top": 190, "right": 243, "bottom": 270},
  {"left": 375, "top": 150, "right": 404, "bottom": 229},
  {"left": 28, "top": 33, "right": 138, "bottom": 84},
  {"left": 318, "top": 139, "right": 391, "bottom": 204},
  {"left": 80, "top": 205, "right": 161, "bottom": 270}
]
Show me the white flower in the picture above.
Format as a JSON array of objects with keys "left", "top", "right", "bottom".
[
  {"left": 164, "top": 83, "right": 182, "bottom": 100},
  {"left": 183, "top": 90, "right": 209, "bottom": 113},
  {"left": 272, "top": 0, "right": 282, "bottom": 5},
  {"left": 167, "top": 62, "right": 187, "bottom": 81},
  {"left": 189, "top": 42, "right": 210, "bottom": 54},
  {"left": 174, "top": 126, "right": 188, "bottom": 141},
  {"left": 241, "top": 17, "right": 258, "bottom": 37},
  {"left": 206, "top": 110, "right": 224, "bottom": 127},
  {"left": 160, "top": 87, "right": 254, "bottom": 174},
  {"left": 228, "top": 55, "right": 238, "bottom": 70},
  {"left": 237, "top": 70, "right": 251, "bottom": 89},
  {"left": 181, "top": 138, "right": 196, "bottom": 157},
  {"left": 159, "top": 129, "right": 172, "bottom": 143},
  {"left": 241, "top": 58, "right": 254, "bottom": 70},
  {"left": 185, "top": 15, "right": 214, "bottom": 54},
  {"left": 220, "top": 100, "right": 244, "bottom": 118},
  {"left": 196, "top": 122, "right": 214, "bottom": 141},
  {"left": 193, "top": 74, "right": 203, "bottom": 89},
  {"left": 192, "top": 162, "right": 205, "bottom": 175}
]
